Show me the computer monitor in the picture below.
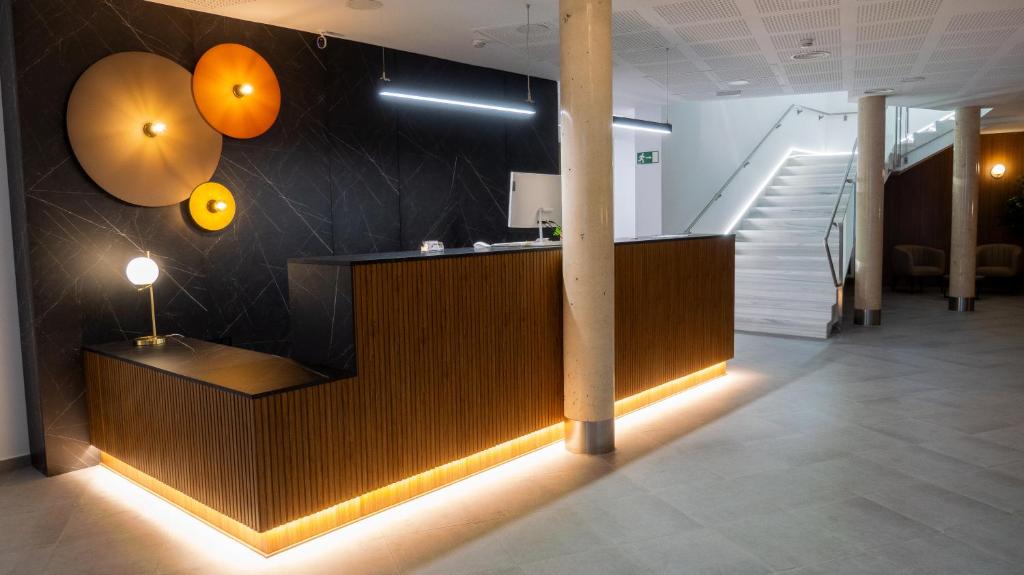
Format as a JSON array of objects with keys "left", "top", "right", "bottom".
[{"left": 509, "top": 172, "right": 561, "bottom": 242}]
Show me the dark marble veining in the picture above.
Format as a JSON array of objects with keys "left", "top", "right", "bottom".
[
  {"left": 287, "top": 261, "right": 356, "bottom": 376},
  {"left": 4, "top": 0, "right": 558, "bottom": 473}
]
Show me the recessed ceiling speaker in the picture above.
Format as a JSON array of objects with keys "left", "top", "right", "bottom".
[
  {"left": 66, "top": 52, "right": 223, "bottom": 207},
  {"left": 193, "top": 43, "right": 281, "bottom": 139}
]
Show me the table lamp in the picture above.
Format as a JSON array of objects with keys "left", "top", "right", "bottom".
[{"left": 126, "top": 252, "right": 166, "bottom": 346}]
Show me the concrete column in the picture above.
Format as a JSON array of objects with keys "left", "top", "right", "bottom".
[
  {"left": 560, "top": 0, "right": 615, "bottom": 454},
  {"left": 854, "top": 95, "right": 886, "bottom": 326},
  {"left": 949, "top": 106, "right": 981, "bottom": 312}
]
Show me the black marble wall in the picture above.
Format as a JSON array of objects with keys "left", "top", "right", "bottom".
[{"left": 2, "top": 0, "right": 558, "bottom": 474}]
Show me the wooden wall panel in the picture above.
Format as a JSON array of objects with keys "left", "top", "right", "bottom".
[
  {"left": 253, "top": 250, "right": 565, "bottom": 529},
  {"left": 85, "top": 353, "right": 260, "bottom": 529},
  {"left": 884, "top": 132, "right": 1024, "bottom": 284},
  {"left": 615, "top": 238, "right": 735, "bottom": 400}
]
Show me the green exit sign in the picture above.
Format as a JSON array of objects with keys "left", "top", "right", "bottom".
[{"left": 637, "top": 151, "right": 660, "bottom": 165}]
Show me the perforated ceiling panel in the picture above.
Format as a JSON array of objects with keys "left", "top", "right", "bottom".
[{"left": 462, "top": 0, "right": 1024, "bottom": 105}]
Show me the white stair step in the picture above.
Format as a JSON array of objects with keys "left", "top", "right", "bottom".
[
  {"left": 736, "top": 267, "right": 834, "bottom": 284},
  {"left": 735, "top": 242, "right": 825, "bottom": 257},
  {"left": 758, "top": 194, "right": 837, "bottom": 207},
  {"left": 741, "top": 300, "right": 835, "bottom": 323},
  {"left": 735, "top": 317, "right": 831, "bottom": 339},
  {"left": 741, "top": 217, "right": 830, "bottom": 231},
  {"left": 765, "top": 185, "right": 842, "bottom": 196},
  {"left": 736, "top": 229, "right": 821, "bottom": 243},
  {"left": 787, "top": 154, "right": 852, "bottom": 166},
  {"left": 735, "top": 280, "right": 837, "bottom": 303},
  {"left": 779, "top": 166, "right": 850, "bottom": 177},
  {"left": 749, "top": 206, "right": 834, "bottom": 218},
  {"left": 774, "top": 173, "right": 847, "bottom": 184},
  {"left": 735, "top": 254, "right": 829, "bottom": 272}
]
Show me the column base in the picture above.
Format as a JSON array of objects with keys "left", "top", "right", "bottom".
[
  {"left": 565, "top": 418, "right": 614, "bottom": 454},
  {"left": 948, "top": 296, "right": 975, "bottom": 312},
  {"left": 854, "top": 308, "right": 882, "bottom": 326}
]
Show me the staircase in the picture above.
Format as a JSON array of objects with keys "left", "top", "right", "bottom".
[{"left": 734, "top": 153, "right": 851, "bottom": 339}]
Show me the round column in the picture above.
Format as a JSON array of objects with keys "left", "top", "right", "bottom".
[
  {"left": 560, "top": 0, "right": 615, "bottom": 454},
  {"left": 949, "top": 106, "right": 981, "bottom": 312},
  {"left": 854, "top": 95, "right": 886, "bottom": 326}
]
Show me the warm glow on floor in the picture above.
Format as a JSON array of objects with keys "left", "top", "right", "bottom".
[{"left": 96, "top": 361, "right": 729, "bottom": 559}]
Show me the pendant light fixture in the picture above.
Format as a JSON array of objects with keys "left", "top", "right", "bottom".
[
  {"left": 378, "top": 2, "right": 536, "bottom": 117},
  {"left": 613, "top": 46, "right": 673, "bottom": 135},
  {"left": 525, "top": 3, "right": 534, "bottom": 104}
]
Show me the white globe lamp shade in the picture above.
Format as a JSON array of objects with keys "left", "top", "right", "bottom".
[{"left": 126, "top": 256, "right": 160, "bottom": 286}]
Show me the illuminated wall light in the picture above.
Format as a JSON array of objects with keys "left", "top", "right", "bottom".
[
  {"left": 233, "top": 83, "right": 254, "bottom": 98},
  {"left": 143, "top": 121, "right": 167, "bottom": 137},
  {"left": 96, "top": 361, "right": 727, "bottom": 557},
  {"left": 612, "top": 116, "right": 673, "bottom": 135},
  {"left": 991, "top": 163, "right": 1006, "bottom": 179},
  {"left": 379, "top": 89, "right": 535, "bottom": 116},
  {"left": 208, "top": 199, "right": 228, "bottom": 213}
]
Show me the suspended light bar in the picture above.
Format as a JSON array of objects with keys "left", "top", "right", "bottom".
[
  {"left": 380, "top": 89, "right": 535, "bottom": 116},
  {"left": 612, "top": 116, "right": 672, "bottom": 135}
]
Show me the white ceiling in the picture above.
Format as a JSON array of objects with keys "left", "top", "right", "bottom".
[{"left": 151, "top": 0, "right": 1024, "bottom": 111}]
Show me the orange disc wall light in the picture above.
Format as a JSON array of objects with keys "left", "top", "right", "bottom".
[{"left": 193, "top": 43, "right": 281, "bottom": 139}]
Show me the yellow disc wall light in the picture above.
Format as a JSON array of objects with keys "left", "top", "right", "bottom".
[
  {"left": 189, "top": 182, "right": 236, "bottom": 231},
  {"left": 66, "top": 52, "right": 223, "bottom": 207},
  {"left": 192, "top": 43, "right": 281, "bottom": 139}
]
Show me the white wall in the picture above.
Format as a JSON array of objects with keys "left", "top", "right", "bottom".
[
  {"left": 662, "top": 92, "right": 858, "bottom": 235},
  {"left": 0, "top": 79, "right": 29, "bottom": 462},
  {"left": 613, "top": 122, "right": 637, "bottom": 239},
  {"left": 613, "top": 105, "right": 664, "bottom": 239}
]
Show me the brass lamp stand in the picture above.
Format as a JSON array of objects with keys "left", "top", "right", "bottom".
[{"left": 127, "top": 251, "right": 166, "bottom": 347}]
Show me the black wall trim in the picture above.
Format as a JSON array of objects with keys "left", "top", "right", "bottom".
[
  {"left": 0, "top": 453, "right": 31, "bottom": 473},
  {"left": 0, "top": 0, "right": 45, "bottom": 473}
]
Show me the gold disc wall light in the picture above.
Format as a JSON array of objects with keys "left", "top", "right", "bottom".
[
  {"left": 193, "top": 44, "right": 281, "bottom": 139},
  {"left": 188, "top": 182, "right": 236, "bottom": 231},
  {"left": 67, "top": 52, "right": 223, "bottom": 207}
]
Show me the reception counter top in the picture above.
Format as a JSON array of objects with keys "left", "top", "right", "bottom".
[
  {"left": 85, "top": 234, "right": 734, "bottom": 555},
  {"left": 84, "top": 339, "right": 330, "bottom": 398},
  {"left": 288, "top": 233, "right": 715, "bottom": 266}
]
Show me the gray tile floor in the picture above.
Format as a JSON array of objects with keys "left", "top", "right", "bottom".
[{"left": 2, "top": 292, "right": 1024, "bottom": 574}]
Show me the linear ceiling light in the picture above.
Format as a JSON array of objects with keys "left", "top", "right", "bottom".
[
  {"left": 380, "top": 89, "right": 535, "bottom": 116},
  {"left": 612, "top": 116, "right": 673, "bottom": 135}
]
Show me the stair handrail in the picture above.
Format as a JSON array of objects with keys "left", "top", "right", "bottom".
[
  {"left": 685, "top": 104, "right": 855, "bottom": 234},
  {"left": 824, "top": 139, "right": 857, "bottom": 287}
]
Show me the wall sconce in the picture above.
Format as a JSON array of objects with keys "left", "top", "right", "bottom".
[
  {"left": 66, "top": 52, "right": 222, "bottom": 207},
  {"left": 126, "top": 252, "right": 166, "bottom": 347},
  {"left": 193, "top": 43, "right": 280, "bottom": 139},
  {"left": 143, "top": 121, "right": 167, "bottom": 138},
  {"left": 188, "top": 182, "right": 236, "bottom": 231},
  {"left": 991, "top": 164, "right": 1007, "bottom": 179}
]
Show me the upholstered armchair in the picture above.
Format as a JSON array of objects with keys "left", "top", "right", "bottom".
[
  {"left": 892, "top": 244, "right": 946, "bottom": 292},
  {"left": 977, "top": 244, "right": 1022, "bottom": 292}
]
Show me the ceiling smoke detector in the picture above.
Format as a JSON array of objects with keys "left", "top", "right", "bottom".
[
  {"left": 346, "top": 0, "right": 383, "bottom": 9},
  {"left": 473, "top": 38, "right": 488, "bottom": 48},
  {"left": 791, "top": 50, "right": 832, "bottom": 61}
]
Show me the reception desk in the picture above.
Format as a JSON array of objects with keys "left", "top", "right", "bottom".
[{"left": 85, "top": 234, "right": 734, "bottom": 555}]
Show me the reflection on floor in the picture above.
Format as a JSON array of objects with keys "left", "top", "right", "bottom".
[{"left": 2, "top": 292, "right": 1024, "bottom": 574}]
